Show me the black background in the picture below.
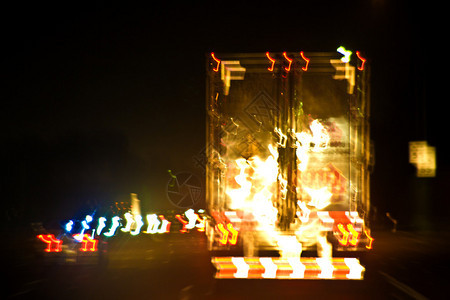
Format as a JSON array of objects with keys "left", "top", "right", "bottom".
[{"left": 2, "top": 1, "right": 447, "bottom": 229}]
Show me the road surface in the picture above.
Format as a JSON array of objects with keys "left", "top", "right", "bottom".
[{"left": 7, "top": 229, "right": 449, "bottom": 299}]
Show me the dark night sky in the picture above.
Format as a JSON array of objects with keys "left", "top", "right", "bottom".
[{"left": 1, "top": 1, "right": 447, "bottom": 229}]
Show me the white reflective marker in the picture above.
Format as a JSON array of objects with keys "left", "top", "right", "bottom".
[
  {"left": 145, "top": 214, "right": 160, "bottom": 234},
  {"left": 104, "top": 216, "right": 121, "bottom": 237},
  {"left": 287, "top": 258, "right": 305, "bottom": 279},
  {"left": 260, "top": 257, "right": 277, "bottom": 278},
  {"left": 96, "top": 217, "right": 107, "bottom": 236},
  {"left": 232, "top": 257, "right": 249, "bottom": 278},
  {"left": 344, "top": 258, "right": 365, "bottom": 279},
  {"left": 316, "top": 258, "right": 334, "bottom": 279},
  {"left": 131, "top": 215, "right": 144, "bottom": 235},
  {"left": 121, "top": 212, "right": 135, "bottom": 232}
]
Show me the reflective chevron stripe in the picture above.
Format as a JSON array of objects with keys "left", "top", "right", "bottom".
[{"left": 211, "top": 257, "right": 365, "bottom": 280}]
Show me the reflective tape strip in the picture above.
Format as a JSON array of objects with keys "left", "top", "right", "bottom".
[
  {"left": 212, "top": 257, "right": 365, "bottom": 280},
  {"left": 345, "top": 211, "right": 364, "bottom": 230},
  {"left": 301, "top": 211, "right": 364, "bottom": 231},
  {"left": 317, "top": 211, "right": 334, "bottom": 230},
  {"left": 224, "top": 211, "right": 242, "bottom": 224}
]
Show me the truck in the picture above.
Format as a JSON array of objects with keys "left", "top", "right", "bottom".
[{"left": 205, "top": 50, "right": 374, "bottom": 279}]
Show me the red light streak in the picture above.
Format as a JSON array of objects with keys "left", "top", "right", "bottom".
[
  {"left": 175, "top": 214, "right": 189, "bottom": 233},
  {"left": 282, "top": 52, "right": 293, "bottom": 72},
  {"left": 300, "top": 51, "right": 310, "bottom": 71},
  {"left": 364, "top": 229, "right": 374, "bottom": 249},
  {"left": 356, "top": 51, "right": 366, "bottom": 71},
  {"left": 37, "top": 234, "right": 62, "bottom": 252},
  {"left": 211, "top": 52, "right": 220, "bottom": 72},
  {"left": 265, "top": 52, "right": 276, "bottom": 71}
]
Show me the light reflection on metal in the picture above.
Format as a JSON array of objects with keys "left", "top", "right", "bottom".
[
  {"left": 356, "top": 51, "right": 366, "bottom": 70},
  {"left": 265, "top": 52, "right": 276, "bottom": 71},
  {"left": 330, "top": 57, "right": 355, "bottom": 93},
  {"left": 220, "top": 60, "right": 246, "bottom": 95},
  {"left": 274, "top": 127, "right": 287, "bottom": 147},
  {"left": 212, "top": 257, "right": 365, "bottom": 279},
  {"left": 300, "top": 51, "right": 310, "bottom": 71},
  {"left": 211, "top": 52, "right": 220, "bottom": 72},
  {"left": 304, "top": 186, "right": 332, "bottom": 210},
  {"left": 37, "top": 234, "right": 62, "bottom": 252}
]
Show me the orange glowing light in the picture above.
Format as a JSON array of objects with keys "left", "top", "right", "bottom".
[
  {"left": 300, "top": 51, "right": 310, "bottom": 71},
  {"left": 356, "top": 51, "right": 366, "bottom": 71},
  {"left": 37, "top": 234, "right": 62, "bottom": 252},
  {"left": 211, "top": 52, "right": 220, "bottom": 72},
  {"left": 74, "top": 234, "right": 98, "bottom": 252},
  {"left": 158, "top": 215, "right": 171, "bottom": 233},
  {"left": 217, "top": 223, "right": 229, "bottom": 245},
  {"left": 265, "top": 52, "right": 276, "bottom": 71},
  {"left": 196, "top": 215, "right": 206, "bottom": 232},
  {"left": 282, "top": 52, "right": 293, "bottom": 72},
  {"left": 175, "top": 214, "right": 189, "bottom": 233},
  {"left": 364, "top": 229, "right": 374, "bottom": 249}
]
